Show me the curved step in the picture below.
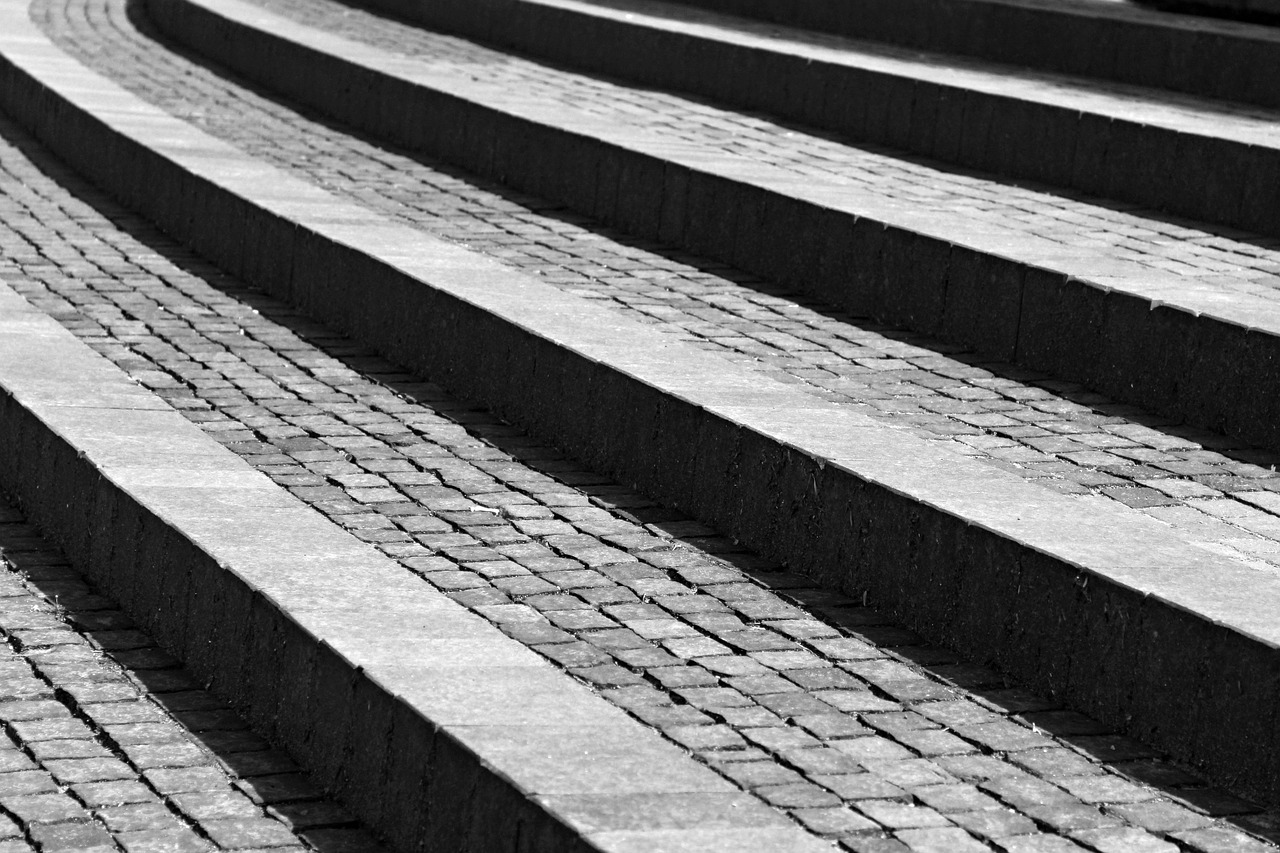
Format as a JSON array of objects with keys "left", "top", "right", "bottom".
[
  {"left": 5, "top": 0, "right": 1280, "bottom": 808},
  {"left": 653, "top": 0, "right": 1280, "bottom": 108},
  {"left": 0, "top": 55, "right": 836, "bottom": 853},
  {"left": 0, "top": 269, "right": 820, "bottom": 850},
  {"left": 145, "top": 0, "right": 1280, "bottom": 456},
  {"left": 300, "top": 0, "right": 1280, "bottom": 238}
]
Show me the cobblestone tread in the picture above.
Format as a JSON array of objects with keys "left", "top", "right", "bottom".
[
  {"left": 345, "top": 0, "right": 1280, "bottom": 131},
  {"left": 180, "top": 0, "right": 1280, "bottom": 281},
  {"left": 0, "top": 68, "right": 1274, "bottom": 853},
  {"left": 30, "top": 0, "right": 1280, "bottom": 579},
  {"left": 0, "top": 499, "right": 389, "bottom": 853}
]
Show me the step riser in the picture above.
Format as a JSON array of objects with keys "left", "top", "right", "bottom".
[
  {"left": 0, "top": 376, "right": 591, "bottom": 852},
  {"left": 667, "top": 0, "right": 1280, "bottom": 110},
  {"left": 149, "top": 0, "right": 1280, "bottom": 458},
  {"left": 334, "top": 0, "right": 1280, "bottom": 239},
  {"left": 7, "top": 13, "right": 1280, "bottom": 805},
  {"left": 0, "top": 42, "right": 611, "bottom": 853}
]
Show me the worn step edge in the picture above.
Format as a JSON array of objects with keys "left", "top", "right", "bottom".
[
  {"left": 147, "top": 0, "right": 1280, "bottom": 457},
  {"left": 5, "top": 0, "right": 1280, "bottom": 803},
  {"left": 0, "top": 273, "right": 830, "bottom": 851},
  {"left": 332, "top": 0, "right": 1280, "bottom": 239},
  {"left": 660, "top": 0, "right": 1280, "bottom": 110}
]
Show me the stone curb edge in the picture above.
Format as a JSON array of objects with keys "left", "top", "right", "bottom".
[
  {"left": 5, "top": 0, "right": 1280, "bottom": 804},
  {"left": 152, "top": 0, "right": 1280, "bottom": 455}
]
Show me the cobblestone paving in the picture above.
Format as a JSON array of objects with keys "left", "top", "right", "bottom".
[
  {"left": 630, "top": 0, "right": 1260, "bottom": 92},
  {"left": 180, "top": 0, "right": 1280, "bottom": 275},
  {"left": 0, "top": 97, "right": 1275, "bottom": 851},
  {"left": 31, "top": 0, "right": 1280, "bottom": 578},
  {"left": 0, "top": 498, "right": 388, "bottom": 853}
]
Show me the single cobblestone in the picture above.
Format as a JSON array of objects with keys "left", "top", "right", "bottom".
[
  {"left": 29, "top": 0, "right": 1280, "bottom": 583},
  {"left": 0, "top": 91, "right": 1269, "bottom": 848},
  {"left": 0, "top": 500, "right": 386, "bottom": 853}
]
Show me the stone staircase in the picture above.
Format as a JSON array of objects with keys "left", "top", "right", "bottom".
[{"left": 0, "top": 0, "right": 1278, "bottom": 849}]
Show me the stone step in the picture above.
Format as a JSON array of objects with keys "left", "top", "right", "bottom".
[
  {"left": 643, "top": 0, "right": 1280, "bottom": 108},
  {"left": 5, "top": 0, "right": 1280, "bottom": 812},
  {"left": 0, "top": 148, "right": 826, "bottom": 853},
  {"left": 289, "top": 0, "right": 1280, "bottom": 238},
  {"left": 0, "top": 496, "right": 396, "bottom": 853},
  {"left": 135, "top": 0, "right": 1280, "bottom": 456},
  {"left": 1, "top": 108, "right": 1276, "bottom": 853}
]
